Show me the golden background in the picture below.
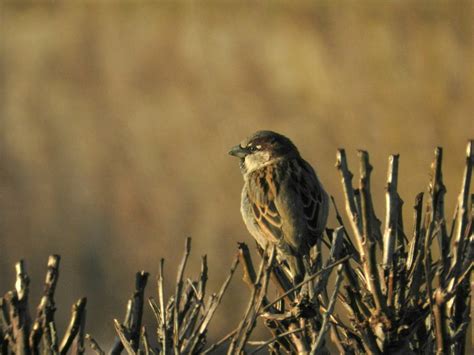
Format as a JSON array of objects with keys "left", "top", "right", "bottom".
[{"left": 1, "top": 0, "right": 473, "bottom": 348}]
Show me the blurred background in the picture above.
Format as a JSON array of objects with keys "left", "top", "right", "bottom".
[{"left": 0, "top": 0, "right": 473, "bottom": 348}]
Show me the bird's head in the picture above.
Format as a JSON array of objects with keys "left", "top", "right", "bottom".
[{"left": 229, "top": 131, "right": 299, "bottom": 174}]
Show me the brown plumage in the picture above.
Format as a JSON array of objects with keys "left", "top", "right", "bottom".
[{"left": 229, "top": 131, "right": 329, "bottom": 282}]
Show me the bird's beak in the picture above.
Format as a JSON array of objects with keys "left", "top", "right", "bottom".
[{"left": 228, "top": 144, "right": 249, "bottom": 158}]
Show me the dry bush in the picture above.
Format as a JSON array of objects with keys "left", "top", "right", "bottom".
[{"left": 1, "top": 142, "right": 471, "bottom": 354}]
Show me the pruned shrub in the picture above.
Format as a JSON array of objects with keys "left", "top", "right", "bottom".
[{"left": 1, "top": 142, "right": 472, "bottom": 354}]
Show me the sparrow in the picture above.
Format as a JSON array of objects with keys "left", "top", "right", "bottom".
[{"left": 229, "top": 131, "right": 329, "bottom": 283}]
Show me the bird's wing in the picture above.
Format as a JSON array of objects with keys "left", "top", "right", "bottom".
[
  {"left": 246, "top": 159, "right": 328, "bottom": 253},
  {"left": 246, "top": 166, "right": 285, "bottom": 248},
  {"left": 289, "top": 159, "right": 328, "bottom": 238}
]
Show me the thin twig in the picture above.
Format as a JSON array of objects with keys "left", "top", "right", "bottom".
[
  {"left": 59, "top": 298, "right": 87, "bottom": 355},
  {"left": 157, "top": 258, "right": 167, "bottom": 354},
  {"left": 382, "top": 154, "right": 399, "bottom": 270},
  {"left": 228, "top": 247, "right": 270, "bottom": 354},
  {"left": 233, "top": 247, "right": 276, "bottom": 354},
  {"left": 173, "top": 238, "right": 191, "bottom": 353},
  {"left": 451, "top": 140, "right": 473, "bottom": 281},
  {"left": 359, "top": 150, "right": 388, "bottom": 315},
  {"left": 330, "top": 195, "right": 361, "bottom": 263},
  {"left": 130, "top": 271, "right": 149, "bottom": 351},
  {"left": 198, "top": 255, "right": 208, "bottom": 300},
  {"left": 110, "top": 299, "right": 133, "bottom": 354},
  {"left": 113, "top": 319, "right": 135, "bottom": 355},
  {"left": 249, "top": 327, "right": 307, "bottom": 354},
  {"left": 141, "top": 326, "right": 154, "bottom": 355},
  {"left": 311, "top": 265, "right": 344, "bottom": 354},
  {"left": 336, "top": 149, "right": 363, "bottom": 242},
  {"left": 263, "top": 255, "right": 350, "bottom": 312},
  {"left": 11, "top": 260, "right": 31, "bottom": 355},
  {"left": 186, "top": 254, "right": 240, "bottom": 354},
  {"left": 30, "top": 255, "right": 61, "bottom": 354}
]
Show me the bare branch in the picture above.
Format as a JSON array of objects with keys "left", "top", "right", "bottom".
[
  {"left": 129, "top": 271, "right": 149, "bottom": 351},
  {"left": 30, "top": 255, "right": 60, "bottom": 354},
  {"left": 451, "top": 140, "right": 473, "bottom": 281},
  {"left": 262, "top": 255, "right": 350, "bottom": 312},
  {"left": 110, "top": 299, "right": 133, "bottom": 354},
  {"left": 311, "top": 264, "right": 344, "bottom": 353},
  {"left": 407, "top": 193, "right": 424, "bottom": 272},
  {"left": 110, "top": 271, "right": 148, "bottom": 354},
  {"left": 185, "top": 253, "right": 240, "bottom": 354},
  {"left": 238, "top": 243, "right": 257, "bottom": 287},
  {"left": 141, "top": 326, "right": 153, "bottom": 355},
  {"left": 113, "top": 319, "right": 135, "bottom": 355},
  {"left": 197, "top": 255, "right": 208, "bottom": 300},
  {"left": 173, "top": 237, "right": 191, "bottom": 353},
  {"left": 10, "top": 260, "right": 31, "bottom": 355},
  {"left": 432, "top": 289, "right": 448, "bottom": 355},
  {"left": 250, "top": 327, "right": 306, "bottom": 354},
  {"left": 157, "top": 258, "right": 167, "bottom": 354},
  {"left": 59, "top": 298, "right": 87, "bottom": 355},
  {"left": 330, "top": 195, "right": 361, "bottom": 263},
  {"left": 336, "top": 149, "right": 363, "bottom": 242},
  {"left": 382, "top": 154, "right": 400, "bottom": 269},
  {"left": 359, "top": 151, "right": 387, "bottom": 315},
  {"left": 429, "top": 148, "right": 450, "bottom": 284},
  {"left": 232, "top": 246, "right": 276, "bottom": 354}
]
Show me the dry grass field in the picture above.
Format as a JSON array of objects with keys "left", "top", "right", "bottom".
[{"left": 0, "top": 0, "right": 473, "bottom": 348}]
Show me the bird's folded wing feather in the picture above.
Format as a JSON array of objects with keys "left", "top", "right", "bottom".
[
  {"left": 247, "top": 197, "right": 281, "bottom": 246},
  {"left": 246, "top": 159, "right": 327, "bottom": 253},
  {"left": 291, "top": 159, "right": 328, "bottom": 236},
  {"left": 246, "top": 167, "right": 284, "bottom": 247},
  {"left": 272, "top": 159, "right": 326, "bottom": 251}
]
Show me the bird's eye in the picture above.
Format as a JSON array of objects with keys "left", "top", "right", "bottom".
[{"left": 247, "top": 144, "right": 261, "bottom": 152}]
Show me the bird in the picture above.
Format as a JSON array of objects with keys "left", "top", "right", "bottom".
[{"left": 229, "top": 130, "right": 329, "bottom": 283}]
